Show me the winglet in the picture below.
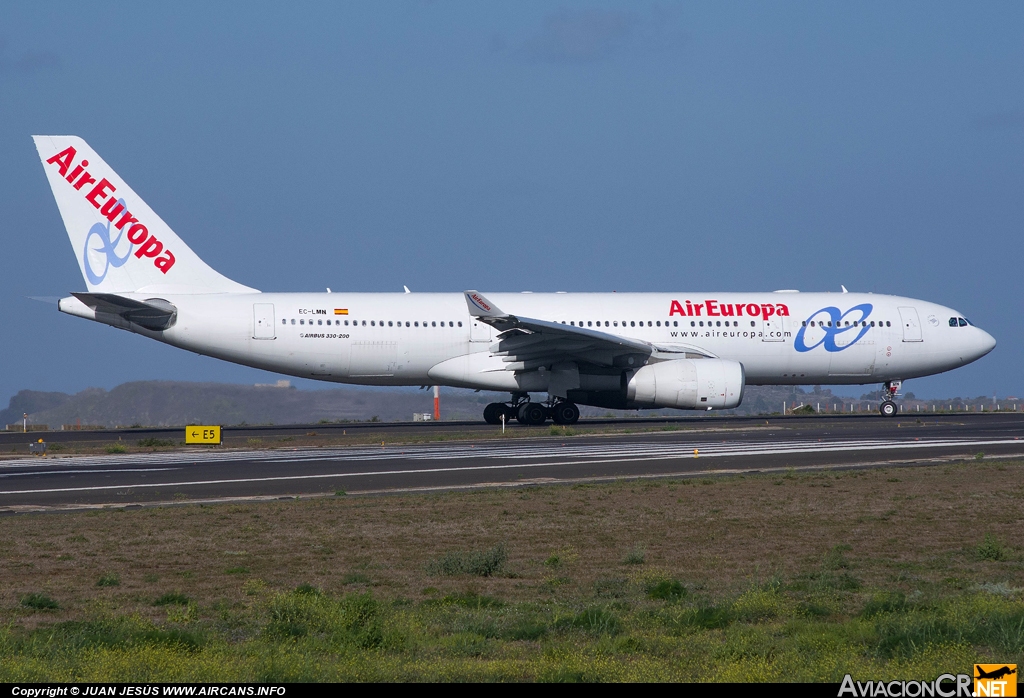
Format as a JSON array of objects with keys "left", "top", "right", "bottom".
[{"left": 464, "top": 290, "right": 505, "bottom": 318}]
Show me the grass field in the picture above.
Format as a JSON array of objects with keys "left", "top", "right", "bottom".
[{"left": 0, "top": 459, "right": 1021, "bottom": 681}]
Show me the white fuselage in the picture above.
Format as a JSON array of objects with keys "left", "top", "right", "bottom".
[{"left": 61, "top": 290, "right": 996, "bottom": 404}]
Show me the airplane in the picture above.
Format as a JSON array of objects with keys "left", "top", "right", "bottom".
[
  {"left": 32, "top": 136, "right": 997, "bottom": 425},
  {"left": 975, "top": 666, "right": 1016, "bottom": 681}
]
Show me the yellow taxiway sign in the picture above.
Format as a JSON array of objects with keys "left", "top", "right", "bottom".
[{"left": 185, "top": 425, "right": 221, "bottom": 444}]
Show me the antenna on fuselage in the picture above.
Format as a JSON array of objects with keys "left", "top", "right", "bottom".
[
  {"left": 404, "top": 286, "right": 411, "bottom": 294},
  {"left": 841, "top": 285, "right": 848, "bottom": 293}
]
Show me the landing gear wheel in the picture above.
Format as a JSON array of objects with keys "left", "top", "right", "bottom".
[
  {"left": 879, "top": 400, "right": 898, "bottom": 418},
  {"left": 483, "top": 403, "right": 504, "bottom": 425},
  {"left": 517, "top": 402, "right": 548, "bottom": 425},
  {"left": 551, "top": 402, "right": 580, "bottom": 425}
]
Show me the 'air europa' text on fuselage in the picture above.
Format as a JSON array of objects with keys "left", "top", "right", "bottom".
[{"left": 669, "top": 300, "right": 789, "bottom": 318}]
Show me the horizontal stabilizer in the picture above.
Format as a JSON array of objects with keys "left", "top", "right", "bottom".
[{"left": 71, "top": 292, "right": 177, "bottom": 331}]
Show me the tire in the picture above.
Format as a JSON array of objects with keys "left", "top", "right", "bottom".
[
  {"left": 497, "top": 404, "right": 514, "bottom": 424},
  {"left": 552, "top": 402, "right": 580, "bottom": 425},
  {"left": 483, "top": 403, "right": 503, "bottom": 425},
  {"left": 879, "top": 400, "right": 897, "bottom": 418},
  {"left": 518, "top": 402, "right": 547, "bottom": 425}
]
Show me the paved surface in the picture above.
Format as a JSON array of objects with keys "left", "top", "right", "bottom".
[{"left": 1, "top": 413, "right": 1022, "bottom": 511}]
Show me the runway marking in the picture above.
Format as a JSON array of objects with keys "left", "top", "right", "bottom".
[
  {"left": 0, "top": 468, "right": 178, "bottom": 479},
  {"left": 1, "top": 436, "right": 1019, "bottom": 471},
  {"left": 0, "top": 438, "right": 1018, "bottom": 496}
]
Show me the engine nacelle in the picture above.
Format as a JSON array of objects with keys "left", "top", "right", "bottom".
[{"left": 626, "top": 358, "right": 745, "bottom": 410}]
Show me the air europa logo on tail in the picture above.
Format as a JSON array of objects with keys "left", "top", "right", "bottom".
[
  {"left": 45, "top": 146, "right": 176, "bottom": 276},
  {"left": 669, "top": 299, "right": 790, "bottom": 319}
]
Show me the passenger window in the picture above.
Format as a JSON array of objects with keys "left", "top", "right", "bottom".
[
  {"left": 691, "top": 321, "right": 695, "bottom": 327},
  {"left": 318, "top": 320, "right": 322, "bottom": 325},
  {"left": 750, "top": 321, "right": 755, "bottom": 327},
  {"left": 630, "top": 321, "right": 635, "bottom": 327},
  {"left": 656, "top": 321, "right": 661, "bottom": 327},
  {"left": 870, "top": 321, "right": 875, "bottom": 327},
  {"left": 458, "top": 321, "right": 462, "bottom": 327},
  {"left": 291, "top": 319, "right": 296, "bottom": 325},
  {"left": 605, "top": 321, "right": 610, "bottom": 327},
  {"left": 716, "top": 321, "right": 721, "bottom": 327},
  {"left": 300, "top": 319, "right": 305, "bottom": 325},
  {"left": 673, "top": 321, "right": 678, "bottom": 327},
  {"left": 699, "top": 321, "right": 704, "bottom": 327},
  {"left": 648, "top": 321, "right": 652, "bottom": 327},
  {"left": 958, "top": 318, "right": 968, "bottom": 327},
  {"left": 370, "top": 321, "right": 375, "bottom": 326},
  {"left": 886, "top": 321, "right": 891, "bottom": 327},
  {"left": 345, "top": 320, "right": 349, "bottom": 326},
  {"left": 586, "top": 321, "right": 591, "bottom": 327},
  {"left": 282, "top": 319, "right": 286, "bottom": 325}
]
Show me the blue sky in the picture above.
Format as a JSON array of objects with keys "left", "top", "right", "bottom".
[{"left": 2, "top": 2, "right": 1022, "bottom": 404}]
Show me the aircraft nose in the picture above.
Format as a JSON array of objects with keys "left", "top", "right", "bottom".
[
  {"left": 977, "top": 328, "right": 997, "bottom": 356},
  {"left": 970, "top": 325, "right": 995, "bottom": 358}
]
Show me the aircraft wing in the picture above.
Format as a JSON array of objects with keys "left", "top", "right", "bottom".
[
  {"left": 72, "top": 292, "right": 178, "bottom": 331},
  {"left": 464, "top": 290, "right": 704, "bottom": 370}
]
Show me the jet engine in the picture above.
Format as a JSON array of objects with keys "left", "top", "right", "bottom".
[{"left": 626, "top": 358, "right": 745, "bottom": 410}]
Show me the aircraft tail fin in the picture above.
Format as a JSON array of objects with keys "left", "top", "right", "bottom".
[{"left": 32, "top": 136, "right": 257, "bottom": 294}]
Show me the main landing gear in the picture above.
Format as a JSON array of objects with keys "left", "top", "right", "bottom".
[
  {"left": 879, "top": 380, "right": 901, "bottom": 418},
  {"left": 483, "top": 395, "right": 580, "bottom": 426}
]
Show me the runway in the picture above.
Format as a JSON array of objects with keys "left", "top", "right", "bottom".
[{"left": 1, "top": 413, "right": 1022, "bottom": 510}]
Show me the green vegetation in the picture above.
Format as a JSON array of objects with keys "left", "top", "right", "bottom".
[
  {"left": 104, "top": 443, "right": 128, "bottom": 454},
  {"left": 137, "top": 438, "right": 176, "bottom": 448},
  {"left": 19, "top": 593, "right": 59, "bottom": 611},
  {"left": 622, "top": 546, "right": 646, "bottom": 566},
  {"left": 0, "top": 460, "right": 1021, "bottom": 681},
  {"left": 96, "top": 573, "right": 120, "bottom": 587},
  {"left": 976, "top": 534, "right": 1009, "bottom": 562},
  {"left": 426, "top": 544, "right": 508, "bottom": 577},
  {"left": 152, "top": 593, "right": 191, "bottom": 607},
  {"left": 1, "top": 583, "right": 1021, "bottom": 681}
]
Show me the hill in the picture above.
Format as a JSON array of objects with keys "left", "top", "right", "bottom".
[{"left": 2, "top": 380, "right": 1000, "bottom": 429}]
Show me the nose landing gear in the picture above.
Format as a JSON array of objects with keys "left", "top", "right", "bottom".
[{"left": 879, "top": 380, "right": 901, "bottom": 418}]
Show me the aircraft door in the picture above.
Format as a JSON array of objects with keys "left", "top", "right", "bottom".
[
  {"left": 898, "top": 307, "right": 923, "bottom": 342},
  {"left": 762, "top": 314, "right": 784, "bottom": 342},
  {"left": 470, "top": 318, "right": 492, "bottom": 343},
  {"left": 253, "top": 303, "right": 276, "bottom": 339}
]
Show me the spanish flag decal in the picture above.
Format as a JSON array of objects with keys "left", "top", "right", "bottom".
[{"left": 334, "top": 309, "right": 349, "bottom": 315}]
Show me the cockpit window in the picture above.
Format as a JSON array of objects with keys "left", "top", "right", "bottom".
[
  {"left": 949, "top": 317, "right": 957, "bottom": 327},
  {"left": 958, "top": 318, "right": 969, "bottom": 327}
]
